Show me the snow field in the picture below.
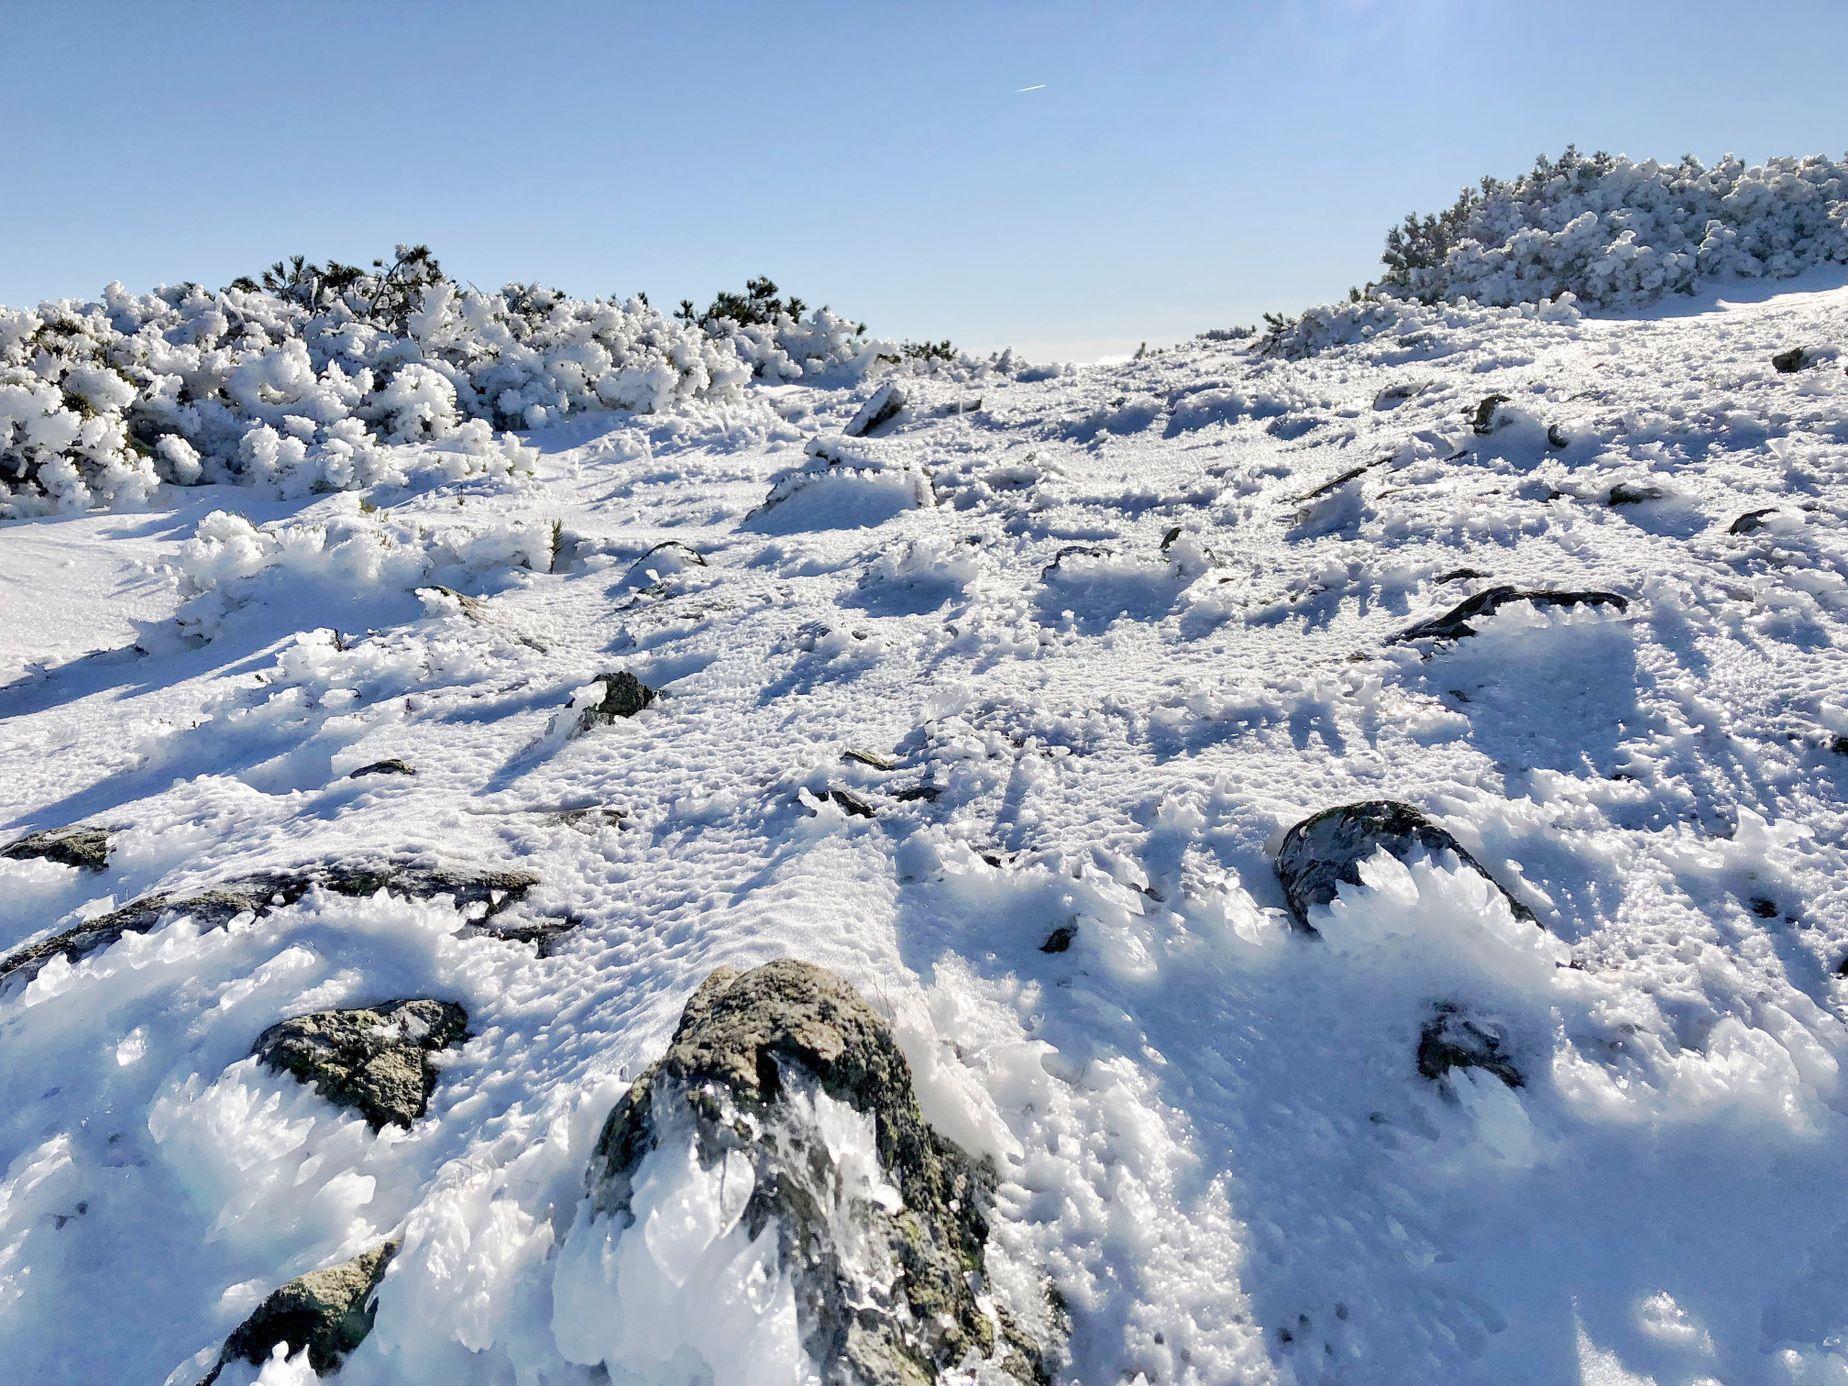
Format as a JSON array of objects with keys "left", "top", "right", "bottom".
[{"left": 0, "top": 272, "right": 1844, "bottom": 1383}]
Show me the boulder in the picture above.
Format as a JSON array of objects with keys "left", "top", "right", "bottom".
[
  {"left": 197, "top": 1242, "right": 396, "bottom": 1384},
  {"left": 253, "top": 998, "right": 469, "bottom": 1129},
  {"left": 1607, "top": 482, "right": 1665, "bottom": 506},
  {"left": 1416, "top": 1004, "right": 1523, "bottom": 1090},
  {"left": 1392, "top": 584, "right": 1627, "bottom": 644},
  {"left": 1772, "top": 347, "right": 1811, "bottom": 373},
  {"left": 585, "top": 960, "right": 1049, "bottom": 1384},
  {"left": 1275, "top": 800, "right": 1537, "bottom": 934},
  {"left": 1, "top": 825, "right": 110, "bottom": 872},
  {"left": 1469, "top": 393, "right": 1513, "bottom": 434}
]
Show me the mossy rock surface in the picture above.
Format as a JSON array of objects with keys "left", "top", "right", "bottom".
[
  {"left": 198, "top": 1242, "right": 396, "bottom": 1384},
  {"left": 589, "top": 959, "right": 1050, "bottom": 1384},
  {"left": 254, "top": 998, "right": 469, "bottom": 1129}
]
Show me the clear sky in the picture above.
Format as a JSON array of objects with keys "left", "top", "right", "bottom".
[{"left": 6, "top": 0, "right": 1847, "bottom": 359}]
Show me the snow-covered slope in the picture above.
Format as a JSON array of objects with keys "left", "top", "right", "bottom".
[{"left": 2, "top": 272, "right": 1846, "bottom": 1386}]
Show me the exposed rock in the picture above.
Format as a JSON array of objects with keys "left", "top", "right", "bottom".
[
  {"left": 1729, "top": 507, "right": 1778, "bottom": 535},
  {"left": 1417, "top": 1004, "right": 1523, "bottom": 1090},
  {"left": 843, "top": 748, "right": 898, "bottom": 771},
  {"left": 1436, "top": 567, "right": 1487, "bottom": 584},
  {"left": 1772, "top": 346, "right": 1812, "bottom": 373},
  {"left": 583, "top": 670, "right": 656, "bottom": 722},
  {"left": 253, "top": 998, "right": 469, "bottom": 1129},
  {"left": 348, "top": 758, "right": 415, "bottom": 779},
  {"left": 1608, "top": 481, "right": 1665, "bottom": 506},
  {"left": 1392, "top": 584, "right": 1628, "bottom": 643},
  {"left": 825, "top": 788, "right": 878, "bottom": 819},
  {"left": 554, "top": 805, "right": 629, "bottom": 832},
  {"left": 198, "top": 1243, "right": 396, "bottom": 1385},
  {"left": 844, "top": 380, "right": 908, "bottom": 438},
  {"left": 1546, "top": 423, "right": 1569, "bottom": 449},
  {"left": 1275, "top": 800, "right": 1537, "bottom": 934},
  {"left": 1469, "top": 393, "right": 1513, "bottom": 434},
  {"left": 1159, "top": 525, "right": 1184, "bottom": 550},
  {"left": 415, "top": 584, "right": 488, "bottom": 620},
  {"left": 586, "top": 960, "right": 1050, "bottom": 1384},
  {"left": 2, "top": 860, "right": 538, "bottom": 991},
  {"left": 1040, "top": 923, "right": 1077, "bottom": 954},
  {"left": 2, "top": 825, "right": 109, "bottom": 872},
  {"left": 894, "top": 784, "right": 943, "bottom": 804}
]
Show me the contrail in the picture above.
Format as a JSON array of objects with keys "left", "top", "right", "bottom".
[{"left": 1016, "top": 83, "right": 1046, "bottom": 93}]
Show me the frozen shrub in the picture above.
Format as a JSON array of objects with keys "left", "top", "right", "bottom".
[
  {"left": 1377, "top": 147, "right": 1848, "bottom": 309},
  {"left": 0, "top": 250, "right": 918, "bottom": 515}
]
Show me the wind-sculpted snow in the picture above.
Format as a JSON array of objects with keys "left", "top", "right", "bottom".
[{"left": 0, "top": 273, "right": 1846, "bottom": 1384}]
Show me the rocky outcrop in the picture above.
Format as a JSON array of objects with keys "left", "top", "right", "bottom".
[
  {"left": 1, "top": 825, "right": 110, "bottom": 872},
  {"left": 585, "top": 960, "right": 1050, "bottom": 1384},
  {"left": 1275, "top": 800, "right": 1537, "bottom": 934},
  {"left": 253, "top": 999, "right": 469, "bottom": 1129},
  {"left": 1, "top": 859, "right": 538, "bottom": 991},
  {"left": 198, "top": 1242, "right": 396, "bottom": 1384},
  {"left": 1392, "top": 584, "right": 1628, "bottom": 643},
  {"left": 1417, "top": 1004, "right": 1523, "bottom": 1090}
]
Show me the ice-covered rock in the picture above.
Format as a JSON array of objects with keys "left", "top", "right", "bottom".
[
  {"left": 570, "top": 959, "right": 1050, "bottom": 1384},
  {"left": 196, "top": 1242, "right": 396, "bottom": 1384},
  {"left": 1392, "top": 584, "right": 1629, "bottom": 644},
  {"left": 1276, "top": 800, "right": 1537, "bottom": 934}
]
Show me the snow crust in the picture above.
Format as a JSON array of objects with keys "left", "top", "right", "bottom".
[{"left": 1, "top": 269, "right": 1846, "bottom": 1386}]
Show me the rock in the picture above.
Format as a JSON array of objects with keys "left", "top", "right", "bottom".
[
  {"left": 1039, "top": 923, "right": 1077, "bottom": 954},
  {"left": 1607, "top": 482, "right": 1664, "bottom": 506},
  {"left": 1, "top": 860, "right": 538, "bottom": 992},
  {"left": 1469, "top": 393, "right": 1513, "bottom": 434},
  {"left": 843, "top": 748, "right": 898, "bottom": 771},
  {"left": 1729, "top": 508, "right": 1778, "bottom": 535},
  {"left": 1832, "top": 733, "right": 1848, "bottom": 756},
  {"left": 844, "top": 380, "right": 908, "bottom": 438},
  {"left": 1436, "top": 566, "right": 1487, "bottom": 584},
  {"left": 1772, "top": 347, "right": 1811, "bottom": 373},
  {"left": 894, "top": 784, "right": 942, "bottom": 803},
  {"left": 415, "top": 584, "right": 488, "bottom": 619},
  {"left": 1392, "top": 584, "right": 1628, "bottom": 643},
  {"left": 253, "top": 998, "right": 469, "bottom": 1129},
  {"left": 584, "top": 670, "right": 656, "bottom": 722},
  {"left": 348, "top": 758, "right": 415, "bottom": 779},
  {"left": 1159, "top": 524, "right": 1184, "bottom": 550},
  {"left": 1, "top": 825, "right": 109, "bottom": 872},
  {"left": 1275, "top": 800, "right": 1537, "bottom": 934},
  {"left": 586, "top": 960, "right": 1049, "bottom": 1384},
  {"left": 826, "top": 788, "right": 877, "bottom": 819},
  {"left": 1546, "top": 423, "right": 1569, "bottom": 449},
  {"left": 197, "top": 1243, "right": 396, "bottom": 1384},
  {"left": 1417, "top": 1004, "right": 1523, "bottom": 1089}
]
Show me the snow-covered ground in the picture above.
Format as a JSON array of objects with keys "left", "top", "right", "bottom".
[{"left": 2, "top": 271, "right": 1846, "bottom": 1386}]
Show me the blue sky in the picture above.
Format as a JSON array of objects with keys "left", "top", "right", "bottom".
[{"left": 6, "top": 1, "right": 1846, "bottom": 358}]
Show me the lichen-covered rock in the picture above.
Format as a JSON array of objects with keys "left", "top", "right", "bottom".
[
  {"left": 197, "top": 1242, "right": 396, "bottom": 1384},
  {"left": 253, "top": 999, "right": 469, "bottom": 1129},
  {"left": 0, "top": 859, "right": 537, "bottom": 991},
  {"left": 1417, "top": 1004, "right": 1524, "bottom": 1090},
  {"left": 583, "top": 960, "right": 1050, "bottom": 1384},
  {"left": 1392, "top": 584, "right": 1628, "bottom": 643},
  {"left": 1275, "top": 800, "right": 1537, "bottom": 934},
  {"left": 1, "top": 825, "right": 110, "bottom": 872}
]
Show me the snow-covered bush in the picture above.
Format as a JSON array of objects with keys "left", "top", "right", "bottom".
[
  {"left": 0, "top": 250, "right": 904, "bottom": 515},
  {"left": 1377, "top": 147, "right": 1848, "bottom": 309}
]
